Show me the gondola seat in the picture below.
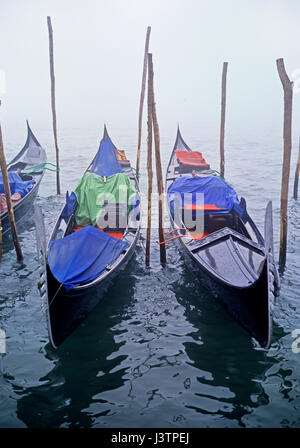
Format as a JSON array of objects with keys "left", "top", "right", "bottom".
[{"left": 116, "top": 149, "right": 131, "bottom": 168}]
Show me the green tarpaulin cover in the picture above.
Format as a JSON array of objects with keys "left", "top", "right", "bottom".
[{"left": 74, "top": 172, "right": 137, "bottom": 227}]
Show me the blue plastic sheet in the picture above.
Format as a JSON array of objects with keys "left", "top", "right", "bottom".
[
  {"left": 61, "top": 191, "right": 77, "bottom": 221},
  {"left": 90, "top": 136, "right": 122, "bottom": 177},
  {"left": 48, "top": 226, "right": 130, "bottom": 291},
  {"left": 167, "top": 175, "right": 244, "bottom": 216},
  {"left": 0, "top": 172, "right": 35, "bottom": 197}
]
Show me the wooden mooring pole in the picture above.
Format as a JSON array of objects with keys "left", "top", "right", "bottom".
[
  {"left": 293, "top": 136, "right": 300, "bottom": 200},
  {"left": 220, "top": 62, "right": 228, "bottom": 178},
  {"left": 276, "top": 58, "right": 293, "bottom": 271},
  {"left": 0, "top": 208, "right": 2, "bottom": 259},
  {"left": 136, "top": 26, "right": 151, "bottom": 179},
  {"left": 47, "top": 16, "right": 61, "bottom": 195},
  {"left": 148, "top": 53, "right": 166, "bottom": 265},
  {"left": 145, "top": 53, "right": 153, "bottom": 266},
  {"left": 0, "top": 121, "right": 23, "bottom": 261}
]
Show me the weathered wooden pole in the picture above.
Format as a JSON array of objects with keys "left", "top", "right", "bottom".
[
  {"left": 0, "top": 123, "right": 23, "bottom": 261},
  {"left": 220, "top": 62, "right": 228, "bottom": 178},
  {"left": 136, "top": 26, "right": 151, "bottom": 179},
  {"left": 145, "top": 53, "right": 153, "bottom": 266},
  {"left": 276, "top": 58, "right": 293, "bottom": 271},
  {"left": 47, "top": 16, "right": 61, "bottom": 195},
  {"left": 148, "top": 53, "right": 166, "bottom": 265},
  {"left": 0, "top": 100, "right": 3, "bottom": 259},
  {"left": 293, "top": 136, "right": 300, "bottom": 200}
]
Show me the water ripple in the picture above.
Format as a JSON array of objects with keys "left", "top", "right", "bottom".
[{"left": 0, "top": 129, "right": 299, "bottom": 428}]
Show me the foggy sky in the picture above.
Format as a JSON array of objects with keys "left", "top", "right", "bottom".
[{"left": 1, "top": 0, "right": 300, "bottom": 144}]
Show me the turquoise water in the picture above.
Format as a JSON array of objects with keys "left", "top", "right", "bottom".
[{"left": 0, "top": 126, "right": 299, "bottom": 428}]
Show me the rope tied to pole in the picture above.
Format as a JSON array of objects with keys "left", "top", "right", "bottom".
[
  {"left": 157, "top": 228, "right": 187, "bottom": 245},
  {"left": 21, "top": 162, "right": 60, "bottom": 175}
]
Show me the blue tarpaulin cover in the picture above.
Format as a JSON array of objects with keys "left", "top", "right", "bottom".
[
  {"left": 90, "top": 136, "right": 122, "bottom": 178},
  {"left": 167, "top": 175, "right": 243, "bottom": 216},
  {"left": 0, "top": 172, "right": 35, "bottom": 197},
  {"left": 48, "top": 226, "right": 130, "bottom": 291}
]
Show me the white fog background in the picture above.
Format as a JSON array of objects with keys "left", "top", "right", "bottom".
[{"left": 0, "top": 0, "right": 300, "bottom": 157}]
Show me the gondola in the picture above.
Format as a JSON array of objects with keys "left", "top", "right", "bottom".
[
  {"left": 165, "top": 127, "right": 280, "bottom": 348},
  {"left": 0, "top": 121, "right": 47, "bottom": 236},
  {"left": 36, "top": 126, "right": 141, "bottom": 348}
]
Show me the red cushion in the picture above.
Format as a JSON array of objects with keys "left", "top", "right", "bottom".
[
  {"left": 175, "top": 150, "right": 210, "bottom": 169},
  {"left": 184, "top": 204, "right": 224, "bottom": 211},
  {"left": 104, "top": 230, "right": 124, "bottom": 240}
]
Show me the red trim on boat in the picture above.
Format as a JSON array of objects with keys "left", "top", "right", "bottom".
[
  {"left": 183, "top": 204, "right": 223, "bottom": 211},
  {"left": 73, "top": 226, "right": 124, "bottom": 240}
]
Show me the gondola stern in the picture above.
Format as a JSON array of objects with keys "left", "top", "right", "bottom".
[
  {"left": 173, "top": 125, "right": 191, "bottom": 151},
  {"left": 25, "top": 120, "right": 42, "bottom": 148},
  {"left": 174, "top": 125, "right": 182, "bottom": 149},
  {"left": 103, "top": 123, "right": 109, "bottom": 140}
]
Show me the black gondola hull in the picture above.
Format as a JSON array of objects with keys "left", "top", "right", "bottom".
[
  {"left": 45, "top": 234, "right": 138, "bottom": 348},
  {"left": 165, "top": 127, "right": 277, "bottom": 348},
  {"left": 178, "top": 236, "right": 271, "bottom": 347}
]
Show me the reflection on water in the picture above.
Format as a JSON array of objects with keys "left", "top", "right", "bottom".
[{"left": 0, "top": 129, "right": 299, "bottom": 428}]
